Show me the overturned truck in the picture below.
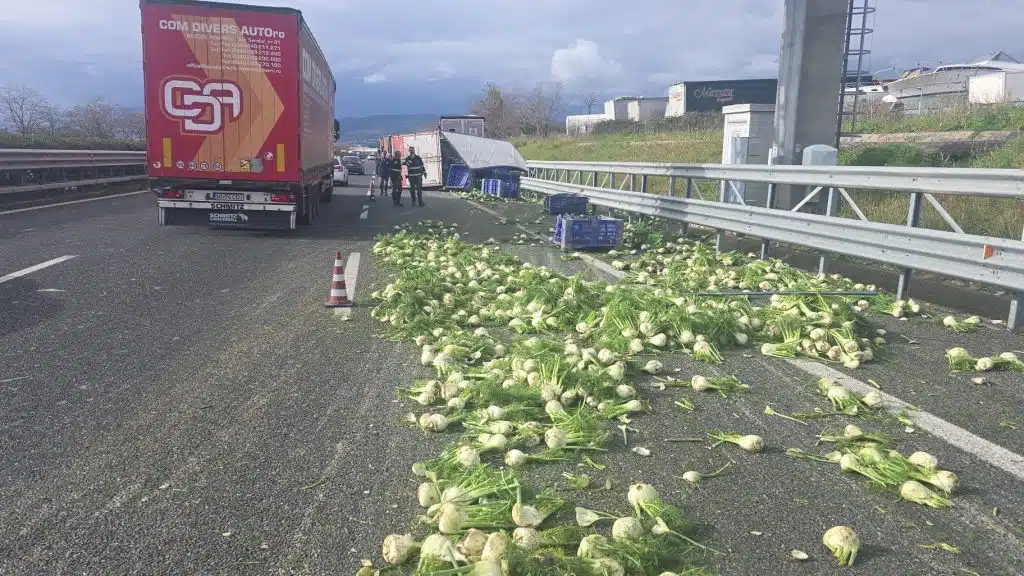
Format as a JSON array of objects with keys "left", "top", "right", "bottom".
[{"left": 377, "top": 131, "right": 527, "bottom": 191}]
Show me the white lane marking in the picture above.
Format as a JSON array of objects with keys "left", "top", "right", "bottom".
[
  {"left": 333, "top": 252, "right": 361, "bottom": 320},
  {"left": 36, "top": 288, "right": 67, "bottom": 293},
  {"left": 345, "top": 252, "right": 360, "bottom": 300},
  {"left": 790, "top": 359, "right": 1024, "bottom": 481},
  {"left": 360, "top": 204, "right": 369, "bottom": 220},
  {"left": 465, "top": 199, "right": 622, "bottom": 279},
  {"left": 0, "top": 190, "right": 148, "bottom": 216},
  {"left": 462, "top": 196, "right": 1024, "bottom": 481},
  {"left": 0, "top": 255, "right": 78, "bottom": 285}
]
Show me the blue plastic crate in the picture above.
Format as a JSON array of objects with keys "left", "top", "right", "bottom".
[
  {"left": 446, "top": 164, "right": 471, "bottom": 190},
  {"left": 481, "top": 177, "right": 520, "bottom": 198},
  {"left": 544, "top": 193, "right": 589, "bottom": 215},
  {"left": 551, "top": 215, "right": 623, "bottom": 251},
  {"left": 502, "top": 177, "right": 521, "bottom": 198},
  {"left": 481, "top": 178, "right": 502, "bottom": 195}
]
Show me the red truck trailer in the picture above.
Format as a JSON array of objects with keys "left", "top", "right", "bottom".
[{"left": 140, "top": 0, "right": 338, "bottom": 230}]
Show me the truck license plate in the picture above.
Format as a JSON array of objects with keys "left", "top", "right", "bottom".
[{"left": 212, "top": 192, "right": 245, "bottom": 201}]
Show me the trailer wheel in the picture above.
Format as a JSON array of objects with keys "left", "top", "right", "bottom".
[
  {"left": 297, "top": 190, "right": 312, "bottom": 225},
  {"left": 321, "top": 182, "right": 333, "bottom": 203}
]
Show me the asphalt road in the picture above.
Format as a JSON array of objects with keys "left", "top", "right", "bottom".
[{"left": 0, "top": 170, "right": 1022, "bottom": 575}]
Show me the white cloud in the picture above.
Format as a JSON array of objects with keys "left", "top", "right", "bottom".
[
  {"left": 363, "top": 73, "right": 387, "bottom": 84},
  {"left": 550, "top": 40, "right": 622, "bottom": 86}
]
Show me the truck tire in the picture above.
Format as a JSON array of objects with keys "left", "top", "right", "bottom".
[
  {"left": 321, "top": 182, "right": 333, "bottom": 203},
  {"left": 297, "top": 189, "right": 312, "bottom": 225}
]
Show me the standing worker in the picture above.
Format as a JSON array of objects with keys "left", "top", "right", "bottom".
[
  {"left": 404, "top": 146, "right": 426, "bottom": 207},
  {"left": 374, "top": 149, "right": 389, "bottom": 197},
  {"left": 389, "top": 151, "right": 405, "bottom": 207}
]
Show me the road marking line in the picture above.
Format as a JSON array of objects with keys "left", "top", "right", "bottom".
[
  {"left": 333, "top": 252, "right": 361, "bottom": 320},
  {"left": 0, "top": 190, "right": 148, "bottom": 216},
  {"left": 0, "top": 255, "right": 78, "bottom": 285},
  {"left": 464, "top": 199, "right": 622, "bottom": 280},
  {"left": 360, "top": 204, "right": 369, "bottom": 220},
  {"left": 462, "top": 196, "right": 1024, "bottom": 481},
  {"left": 790, "top": 359, "right": 1024, "bottom": 481}
]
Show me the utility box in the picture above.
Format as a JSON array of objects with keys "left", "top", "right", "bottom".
[
  {"left": 797, "top": 144, "right": 837, "bottom": 214},
  {"left": 720, "top": 104, "right": 774, "bottom": 207},
  {"left": 803, "top": 144, "right": 838, "bottom": 167}
]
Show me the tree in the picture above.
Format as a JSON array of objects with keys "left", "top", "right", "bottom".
[
  {"left": 116, "top": 110, "right": 146, "bottom": 141},
  {"left": 582, "top": 91, "right": 599, "bottom": 115},
  {"left": 0, "top": 84, "right": 46, "bottom": 134},
  {"left": 541, "top": 82, "right": 565, "bottom": 135},
  {"left": 520, "top": 82, "right": 563, "bottom": 137},
  {"left": 469, "top": 82, "right": 565, "bottom": 138},
  {"left": 66, "top": 97, "right": 120, "bottom": 139},
  {"left": 471, "top": 83, "right": 521, "bottom": 140},
  {"left": 36, "top": 104, "right": 65, "bottom": 137}
]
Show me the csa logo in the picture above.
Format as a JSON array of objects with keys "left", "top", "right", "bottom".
[{"left": 162, "top": 78, "right": 243, "bottom": 134}]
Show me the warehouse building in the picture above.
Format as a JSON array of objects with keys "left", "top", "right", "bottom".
[
  {"left": 565, "top": 113, "right": 609, "bottom": 136},
  {"left": 603, "top": 96, "right": 638, "bottom": 120},
  {"left": 627, "top": 97, "right": 669, "bottom": 121},
  {"left": 664, "top": 79, "right": 778, "bottom": 117}
]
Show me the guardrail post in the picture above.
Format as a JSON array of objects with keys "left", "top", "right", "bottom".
[
  {"left": 1009, "top": 293, "right": 1023, "bottom": 332},
  {"left": 668, "top": 176, "right": 677, "bottom": 197},
  {"left": 680, "top": 178, "right": 693, "bottom": 236},
  {"left": 628, "top": 173, "right": 636, "bottom": 192},
  {"left": 609, "top": 173, "right": 616, "bottom": 189},
  {"left": 639, "top": 175, "right": 648, "bottom": 193},
  {"left": 591, "top": 171, "right": 599, "bottom": 186},
  {"left": 818, "top": 187, "right": 838, "bottom": 274},
  {"left": 760, "top": 182, "right": 777, "bottom": 259},
  {"left": 715, "top": 177, "right": 728, "bottom": 251},
  {"left": 897, "top": 192, "right": 924, "bottom": 300}
]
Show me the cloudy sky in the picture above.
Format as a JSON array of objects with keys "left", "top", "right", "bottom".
[{"left": 1, "top": 0, "right": 1022, "bottom": 117}]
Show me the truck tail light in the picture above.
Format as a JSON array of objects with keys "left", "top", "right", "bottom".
[
  {"left": 160, "top": 188, "right": 184, "bottom": 199},
  {"left": 271, "top": 193, "right": 295, "bottom": 203}
]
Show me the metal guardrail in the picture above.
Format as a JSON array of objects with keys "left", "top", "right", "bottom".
[
  {"left": 529, "top": 161, "right": 1024, "bottom": 198},
  {"left": 0, "top": 149, "right": 148, "bottom": 204},
  {"left": 0, "top": 149, "right": 146, "bottom": 171},
  {"left": 0, "top": 175, "right": 148, "bottom": 196},
  {"left": 524, "top": 160, "right": 1024, "bottom": 330}
]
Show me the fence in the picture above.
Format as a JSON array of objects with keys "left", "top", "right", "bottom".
[
  {"left": 0, "top": 149, "right": 147, "bottom": 197},
  {"left": 524, "top": 160, "right": 1024, "bottom": 330}
]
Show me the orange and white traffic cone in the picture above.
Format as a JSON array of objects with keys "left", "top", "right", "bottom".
[{"left": 325, "top": 251, "right": 352, "bottom": 307}]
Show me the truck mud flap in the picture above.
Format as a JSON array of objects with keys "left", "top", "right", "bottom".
[{"left": 160, "top": 207, "right": 296, "bottom": 230}]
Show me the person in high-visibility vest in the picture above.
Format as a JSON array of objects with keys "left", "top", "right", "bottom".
[
  {"left": 404, "top": 146, "right": 426, "bottom": 207},
  {"left": 389, "top": 151, "right": 405, "bottom": 207}
]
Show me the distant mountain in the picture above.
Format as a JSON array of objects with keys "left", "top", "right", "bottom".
[{"left": 337, "top": 113, "right": 442, "bottom": 146}]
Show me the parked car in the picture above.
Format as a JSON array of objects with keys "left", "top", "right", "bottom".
[
  {"left": 341, "top": 155, "right": 364, "bottom": 175},
  {"left": 333, "top": 157, "right": 349, "bottom": 186}
]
